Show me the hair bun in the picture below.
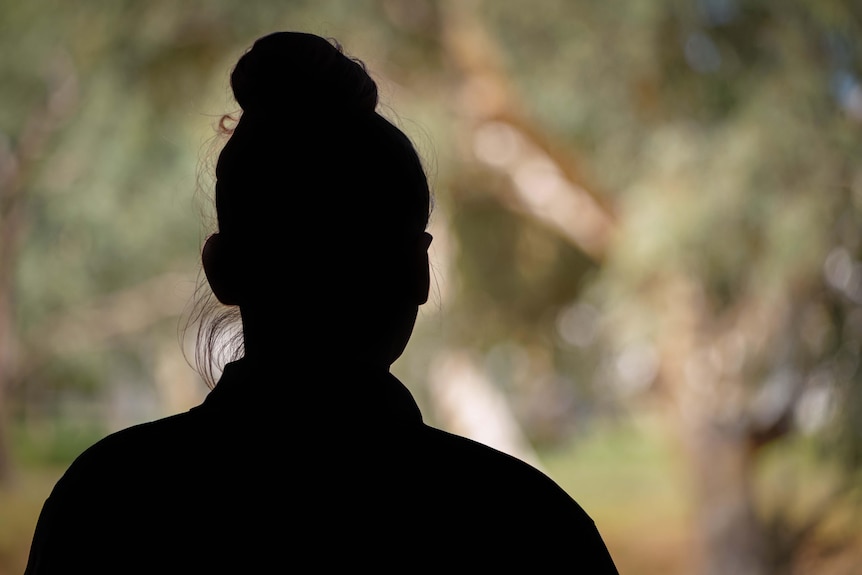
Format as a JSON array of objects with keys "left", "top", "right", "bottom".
[{"left": 230, "top": 31, "right": 378, "bottom": 119}]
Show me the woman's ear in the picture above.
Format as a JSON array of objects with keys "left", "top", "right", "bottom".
[
  {"left": 202, "top": 233, "right": 243, "bottom": 305},
  {"left": 414, "top": 232, "right": 432, "bottom": 305}
]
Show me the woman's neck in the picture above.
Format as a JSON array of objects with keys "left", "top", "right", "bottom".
[{"left": 239, "top": 308, "right": 394, "bottom": 373}]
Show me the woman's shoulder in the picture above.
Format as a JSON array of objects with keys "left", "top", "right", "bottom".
[
  {"left": 25, "top": 411, "right": 210, "bottom": 573},
  {"left": 416, "top": 424, "right": 587, "bottom": 513},
  {"left": 412, "top": 424, "right": 618, "bottom": 571},
  {"left": 54, "top": 410, "right": 203, "bottom": 493}
]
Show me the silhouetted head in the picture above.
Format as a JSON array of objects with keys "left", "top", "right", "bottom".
[{"left": 202, "top": 31, "right": 432, "bottom": 369}]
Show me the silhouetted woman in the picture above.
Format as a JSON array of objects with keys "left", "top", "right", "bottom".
[{"left": 26, "top": 31, "right": 618, "bottom": 573}]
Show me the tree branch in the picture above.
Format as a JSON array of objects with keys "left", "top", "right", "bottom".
[{"left": 439, "top": 0, "right": 617, "bottom": 261}]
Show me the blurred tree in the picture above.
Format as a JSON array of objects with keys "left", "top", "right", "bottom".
[{"left": 434, "top": 1, "right": 862, "bottom": 573}]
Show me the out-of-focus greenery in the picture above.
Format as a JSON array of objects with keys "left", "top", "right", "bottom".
[{"left": 2, "top": 1, "right": 862, "bottom": 574}]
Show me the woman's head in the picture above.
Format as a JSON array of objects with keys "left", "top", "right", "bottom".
[{"left": 198, "top": 31, "right": 433, "bottom": 376}]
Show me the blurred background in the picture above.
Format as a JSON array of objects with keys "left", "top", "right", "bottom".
[{"left": 2, "top": 0, "right": 862, "bottom": 573}]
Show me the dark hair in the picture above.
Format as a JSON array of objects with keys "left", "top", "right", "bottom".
[{"left": 187, "top": 32, "right": 432, "bottom": 386}]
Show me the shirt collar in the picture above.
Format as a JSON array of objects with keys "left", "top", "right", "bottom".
[{"left": 200, "top": 357, "right": 424, "bottom": 429}]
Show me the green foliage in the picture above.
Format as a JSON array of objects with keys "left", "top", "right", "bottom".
[
  {"left": 448, "top": 169, "right": 597, "bottom": 352},
  {"left": 12, "top": 419, "right": 107, "bottom": 468}
]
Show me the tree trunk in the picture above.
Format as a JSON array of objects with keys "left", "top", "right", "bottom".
[
  {"left": 682, "top": 422, "right": 767, "bottom": 575},
  {"left": 655, "top": 275, "right": 774, "bottom": 574},
  {"left": 0, "top": 126, "right": 25, "bottom": 485},
  {"left": 0, "top": 52, "right": 78, "bottom": 484},
  {"left": 427, "top": 349, "right": 543, "bottom": 469}
]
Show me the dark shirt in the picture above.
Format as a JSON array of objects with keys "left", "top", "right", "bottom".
[{"left": 26, "top": 359, "right": 619, "bottom": 573}]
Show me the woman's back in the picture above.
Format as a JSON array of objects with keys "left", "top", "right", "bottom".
[
  {"left": 27, "top": 359, "right": 616, "bottom": 572},
  {"left": 26, "top": 31, "right": 618, "bottom": 573}
]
